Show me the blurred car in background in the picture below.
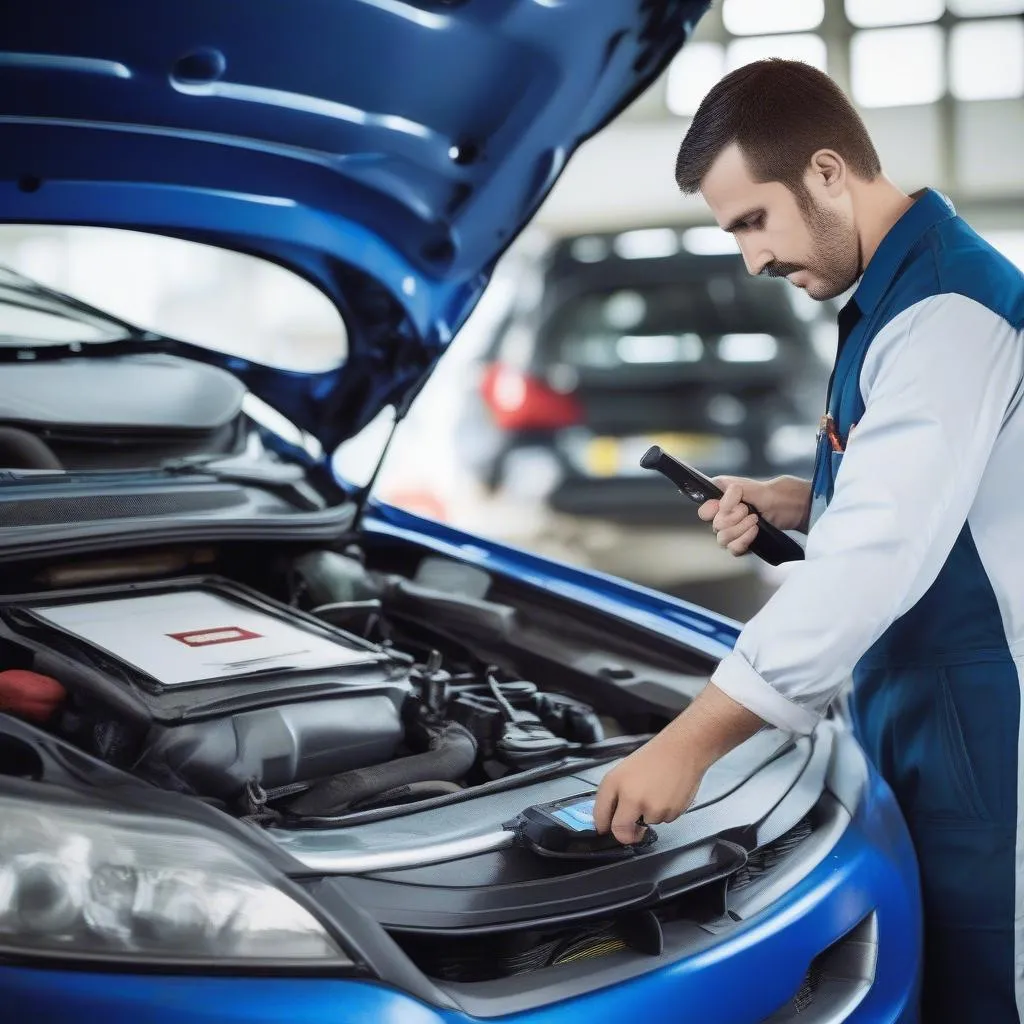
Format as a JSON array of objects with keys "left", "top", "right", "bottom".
[{"left": 446, "top": 227, "right": 836, "bottom": 589}]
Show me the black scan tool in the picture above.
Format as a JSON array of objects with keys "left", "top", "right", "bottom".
[
  {"left": 639, "top": 445, "right": 805, "bottom": 566},
  {"left": 505, "top": 792, "right": 658, "bottom": 861}
]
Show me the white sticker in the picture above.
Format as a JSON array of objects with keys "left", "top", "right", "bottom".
[{"left": 31, "top": 590, "right": 374, "bottom": 686}]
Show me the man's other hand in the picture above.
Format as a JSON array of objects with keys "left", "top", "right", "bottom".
[{"left": 697, "top": 475, "right": 812, "bottom": 555}]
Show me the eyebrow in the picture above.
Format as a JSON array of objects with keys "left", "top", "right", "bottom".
[{"left": 723, "top": 208, "right": 765, "bottom": 233}]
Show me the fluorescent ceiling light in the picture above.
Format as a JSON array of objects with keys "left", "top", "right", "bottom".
[
  {"left": 613, "top": 228, "right": 679, "bottom": 260},
  {"left": 723, "top": 0, "right": 824, "bottom": 36},
  {"left": 718, "top": 333, "right": 779, "bottom": 362},
  {"left": 851, "top": 26, "right": 945, "bottom": 107}
]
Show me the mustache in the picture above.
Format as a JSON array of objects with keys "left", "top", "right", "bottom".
[{"left": 759, "top": 261, "right": 804, "bottom": 278}]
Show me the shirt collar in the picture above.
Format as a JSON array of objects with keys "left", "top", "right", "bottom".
[{"left": 850, "top": 187, "right": 956, "bottom": 317}]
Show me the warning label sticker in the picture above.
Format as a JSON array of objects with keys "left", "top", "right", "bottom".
[{"left": 167, "top": 627, "right": 262, "bottom": 648}]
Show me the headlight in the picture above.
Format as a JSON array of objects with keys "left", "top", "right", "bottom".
[{"left": 0, "top": 792, "right": 349, "bottom": 966}]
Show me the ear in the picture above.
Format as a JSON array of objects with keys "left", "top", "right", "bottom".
[{"left": 808, "top": 149, "right": 846, "bottom": 194}]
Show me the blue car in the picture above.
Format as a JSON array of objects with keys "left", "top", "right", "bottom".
[{"left": 0, "top": 1, "right": 921, "bottom": 1021}]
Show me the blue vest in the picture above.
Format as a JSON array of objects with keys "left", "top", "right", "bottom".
[
  {"left": 822, "top": 189, "right": 1024, "bottom": 1022},
  {"left": 810, "top": 188, "right": 1024, "bottom": 666}
]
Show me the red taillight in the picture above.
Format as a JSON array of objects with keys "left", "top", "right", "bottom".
[{"left": 480, "top": 364, "right": 583, "bottom": 431}]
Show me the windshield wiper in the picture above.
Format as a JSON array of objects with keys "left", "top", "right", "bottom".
[
  {"left": 0, "top": 335, "right": 152, "bottom": 363},
  {"left": 0, "top": 264, "right": 150, "bottom": 340}
]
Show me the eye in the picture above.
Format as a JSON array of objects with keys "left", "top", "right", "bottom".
[{"left": 742, "top": 214, "right": 765, "bottom": 232}]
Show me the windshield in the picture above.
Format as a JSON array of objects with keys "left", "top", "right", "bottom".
[
  {"left": 0, "top": 265, "right": 144, "bottom": 345},
  {"left": 0, "top": 226, "right": 346, "bottom": 475},
  {"left": 0, "top": 226, "right": 347, "bottom": 372}
]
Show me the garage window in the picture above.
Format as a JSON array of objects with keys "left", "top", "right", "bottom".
[
  {"left": 950, "top": 19, "right": 1024, "bottom": 99},
  {"left": 844, "top": 0, "right": 944, "bottom": 27},
  {"left": 948, "top": 0, "right": 1024, "bottom": 14},
  {"left": 727, "top": 33, "right": 828, "bottom": 73},
  {"left": 666, "top": 42, "right": 726, "bottom": 117},
  {"left": 850, "top": 25, "right": 946, "bottom": 107},
  {"left": 722, "top": 0, "right": 824, "bottom": 36}
]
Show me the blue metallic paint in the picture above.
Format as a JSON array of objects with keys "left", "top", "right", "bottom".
[
  {"left": 0, "top": 0, "right": 712, "bottom": 450},
  {"left": 362, "top": 502, "right": 742, "bottom": 660},
  {"left": 0, "top": 770, "right": 921, "bottom": 1023}
]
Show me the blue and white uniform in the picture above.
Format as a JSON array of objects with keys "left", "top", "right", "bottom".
[{"left": 711, "top": 188, "right": 1024, "bottom": 1020}]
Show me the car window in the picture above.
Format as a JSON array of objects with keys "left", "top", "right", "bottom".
[
  {"left": 0, "top": 302, "right": 120, "bottom": 344},
  {"left": 549, "top": 274, "right": 811, "bottom": 372},
  {"left": 0, "top": 225, "right": 347, "bottom": 372}
]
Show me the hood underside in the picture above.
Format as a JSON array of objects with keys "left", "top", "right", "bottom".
[{"left": 0, "top": 0, "right": 710, "bottom": 450}]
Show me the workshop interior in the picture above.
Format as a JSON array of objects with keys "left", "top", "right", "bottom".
[{"left": 0, "top": 1, "right": 1020, "bottom": 1022}]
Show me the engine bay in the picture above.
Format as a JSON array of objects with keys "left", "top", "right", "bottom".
[
  {"left": 0, "top": 545, "right": 704, "bottom": 828},
  {"left": 0, "top": 540, "right": 844, "bottom": 999}
]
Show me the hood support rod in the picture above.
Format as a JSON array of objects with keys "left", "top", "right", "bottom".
[{"left": 350, "top": 361, "right": 437, "bottom": 531}]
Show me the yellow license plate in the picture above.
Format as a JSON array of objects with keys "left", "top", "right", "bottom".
[{"left": 584, "top": 433, "right": 719, "bottom": 477}]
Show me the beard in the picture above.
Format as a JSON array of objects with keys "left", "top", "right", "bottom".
[{"left": 760, "top": 196, "right": 860, "bottom": 301}]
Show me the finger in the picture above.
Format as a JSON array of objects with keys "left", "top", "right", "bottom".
[
  {"left": 727, "top": 523, "right": 760, "bottom": 556},
  {"left": 696, "top": 498, "right": 720, "bottom": 522},
  {"left": 712, "top": 503, "right": 749, "bottom": 533},
  {"left": 717, "top": 516, "right": 757, "bottom": 547},
  {"left": 718, "top": 483, "right": 744, "bottom": 515},
  {"left": 716, "top": 514, "right": 758, "bottom": 548},
  {"left": 640, "top": 805, "right": 668, "bottom": 825},
  {"left": 610, "top": 796, "right": 645, "bottom": 845},
  {"left": 592, "top": 776, "right": 617, "bottom": 835}
]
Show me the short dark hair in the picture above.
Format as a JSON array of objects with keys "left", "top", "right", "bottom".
[{"left": 674, "top": 59, "right": 881, "bottom": 199}]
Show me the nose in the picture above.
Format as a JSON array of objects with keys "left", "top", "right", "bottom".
[{"left": 737, "top": 238, "right": 771, "bottom": 277}]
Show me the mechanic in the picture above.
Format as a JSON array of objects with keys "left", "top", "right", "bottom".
[{"left": 593, "top": 59, "right": 1024, "bottom": 1021}]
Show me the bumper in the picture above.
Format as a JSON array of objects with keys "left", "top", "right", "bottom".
[{"left": 0, "top": 769, "right": 921, "bottom": 1024}]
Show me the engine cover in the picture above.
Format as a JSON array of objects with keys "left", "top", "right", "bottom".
[{"left": 0, "top": 577, "right": 413, "bottom": 799}]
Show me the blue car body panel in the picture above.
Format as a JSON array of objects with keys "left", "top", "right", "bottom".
[
  {"left": 0, "top": 769, "right": 921, "bottom": 1023},
  {"left": 0, "top": 0, "right": 711, "bottom": 449},
  {"left": 364, "top": 502, "right": 743, "bottom": 660}
]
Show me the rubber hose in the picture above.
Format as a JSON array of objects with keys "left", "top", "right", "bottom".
[
  {"left": 349, "top": 780, "right": 463, "bottom": 811},
  {"left": 285, "top": 722, "right": 477, "bottom": 817},
  {"left": 286, "top": 736, "right": 657, "bottom": 831}
]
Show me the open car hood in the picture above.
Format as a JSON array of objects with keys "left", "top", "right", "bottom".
[{"left": 0, "top": 0, "right": 710, "bottom": 452}]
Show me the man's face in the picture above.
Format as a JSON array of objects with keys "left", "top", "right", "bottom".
[{"left": 700, "top": 144, "right": 860, "bottom": 301}]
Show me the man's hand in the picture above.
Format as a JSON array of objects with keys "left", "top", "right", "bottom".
[
  {"left": 697, "top": 476, "right": 812, "bottom": 557},
  {"left": 593, "top": 683, "right": 767, "bottom": 845},
  {"left": 592, "top": 728, "right": 704, "bottom": 844}
]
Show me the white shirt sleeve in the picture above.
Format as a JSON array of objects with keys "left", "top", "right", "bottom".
[{"left": 710, "top": 293, "right": 1024, "bottom": 734}]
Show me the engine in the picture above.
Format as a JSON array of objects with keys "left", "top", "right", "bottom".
[{"left": 0, "top": 559, "right": 618, "bottom": 823}]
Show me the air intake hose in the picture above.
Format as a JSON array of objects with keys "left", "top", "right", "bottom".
[{"left": 285, "top": 721, "right": 477, "bottom": 818}]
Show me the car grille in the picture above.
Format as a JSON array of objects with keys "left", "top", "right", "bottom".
[
  {"left": 761, "top": 914, "right": 878, "bottom": 1023},
  {"left": 730, "top": 816, "right": 815, "bottom": 892},
  {"left": 392, "top": 815, "right": 817, "bottom": 984}
]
